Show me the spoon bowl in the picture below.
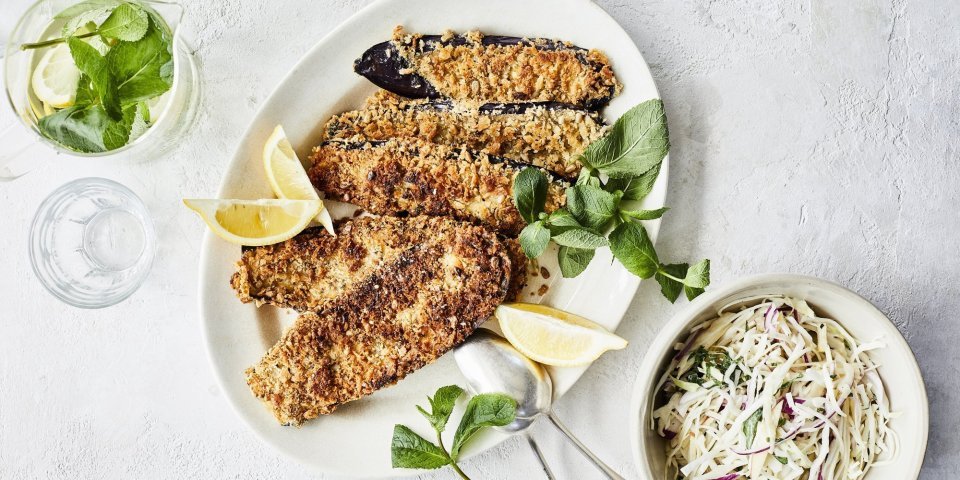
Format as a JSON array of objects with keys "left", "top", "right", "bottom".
[
  {"left": 454, "top": 327, "right": 625, "bottom": 479},
  {"left": 453, "top": 328, "right": 552, "bottom": 432}
]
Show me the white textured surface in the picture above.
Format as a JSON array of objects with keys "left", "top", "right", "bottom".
[{"left": 0, "top": 0, "right": 956, "bottom": 479}]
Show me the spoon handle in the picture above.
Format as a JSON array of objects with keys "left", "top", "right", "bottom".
[
  {"left": 546, "top": 413, "right": 625, "bottom": 480},
  {"left": 525, "top": 434, "right": 556, "bottom": 480}
]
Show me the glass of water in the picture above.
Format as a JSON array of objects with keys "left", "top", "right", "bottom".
[{"left": 29, "top": 177, "right": 155, "bottom": 308}]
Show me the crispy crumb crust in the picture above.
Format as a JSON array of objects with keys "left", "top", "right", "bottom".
[
  {"left": 231, "top": 217, "right": 529, "bottom": 310},
  {"left": 322, "top": 91, "right": 606, "bottom": 178},
  {"left": 392, "top": 27, "right": 622, "bottom": 108},
  {"left": 244, "top": 217, "right": 512, "bottom": 425},
  {"left": 308, "top": 138, "right": 566, "bottom": 236},
  {"left": 501, "top": 237, "right": 529, "bottom": 301}
]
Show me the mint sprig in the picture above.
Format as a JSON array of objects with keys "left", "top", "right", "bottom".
[
  {"left": 391, "top": 385, "right": 517, "bottom": 479},
  {"left": 512, "top": 99, "right": 711, "bottom": 302},
  {"left": 24, "top": 2, "right": 172, "bottom": 153}
]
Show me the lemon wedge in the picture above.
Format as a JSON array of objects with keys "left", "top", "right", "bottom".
[
  {"left": 31, "top": 43, "right": 81, "bottom": 108},
  {"left": 263, "top": 125, "right": 334, "bottom": 235},
  {"left": 183, "top": 198, "right": 322, "bottom": 246},
  {"left": 495, "top": 303, "right": 628, "bottom": 366}
]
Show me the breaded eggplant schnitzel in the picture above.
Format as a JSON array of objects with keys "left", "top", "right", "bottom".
[
  {"left": 308, "top": 138, "right": 566, "bottom": 236},
  {"left": 244, "top": 216, "right": 512, "bottom": 425},
  {"left": 355, "top": 27, "right": 622, "bottom": 109},
  {"left": 322, "top": 91, "right": 606, "bottom": 179},
  {"left": 231, "top": 216, "right": 528, "bottom": 309}
]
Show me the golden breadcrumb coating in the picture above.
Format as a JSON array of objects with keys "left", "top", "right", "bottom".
[
  {"left": 231, "top": 216, "right": 528, "bottom": 309},
  {"left": 392, "top": 27, "right": 622, "bottom": 108},
  {"left": 308, "top": 138, "right": 566, "bottom": 236},
  {"left": 244, "top": 217, "right": 511, "bottom": 425},
  {"left": 322, "top": 91, "right": 606, "bottom": 178}
]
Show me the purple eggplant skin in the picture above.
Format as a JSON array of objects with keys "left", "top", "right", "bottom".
[
  {"left": 322, "top": 140, "right": 572, "bottom": 186},
  {"left": 354, "top": 41, "right": 440, "bottom": 99},
  {"left": 353, "top": 35, "right": 616, "bottom": 109}
]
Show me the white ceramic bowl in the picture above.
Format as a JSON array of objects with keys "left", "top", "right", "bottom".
[{"left": 629, "top": 274, "right": 928, "bottom": 480}]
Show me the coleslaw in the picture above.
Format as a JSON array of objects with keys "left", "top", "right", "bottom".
[{"left": 652, "top": 296, "right": 898, "bottom": 479}]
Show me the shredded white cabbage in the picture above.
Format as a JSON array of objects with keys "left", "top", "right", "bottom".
[{"left": 651, "top": 296, "right": 898, "bottom": 480}]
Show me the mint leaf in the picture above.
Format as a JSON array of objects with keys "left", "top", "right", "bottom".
[
  {"left": 102, "top": 103, "right": 137, "bottom": 150},
  {"left": 558, "top": 246, "right": 595, "bottom": 278},
  {"left": 519, "top": 221, "right": 550, "bottom": 259},
  {"left": 107, "top": 16, "right": 173, "bottom": 103},
  {"left": 551, "top": 228, "right": 608, "bottom": 249},
  {"left": 621, "top": 207, "right": 669, "bottom": 220},
  {"left": 684, "top": 259, "right": 710, "bottom": 289},
  {"left": 582, "top": 99, "right": 669, "bottom": 179},
  {"left": 38, "top": 101, "right": 135, "bottom": 153},
  {"left": 390, "top": 425, "right": 450, "bottom": 469},
  {"left": 683, "top": 259, "right": 710, "bottom": 300},
  {"left": 55, "top": 0, "right": 121, "bottom": 20},
  {"left": 544, "top": 208, "right": 582, "bottom": 235},
  {"left": 655, "top": 263, "right": 687, "bottom": 303},
  {"left": 576, "top": 167, "right": 601, "bottom": 188},
  {"left": 607, "top": 162, "right": 662, "bottom": 202},
  {"left": 98, "top": 3, "right": 149, "bottom": 41},
  {"left": 38, "top": 105, "right": 109, "bottom": 152},
  {"left": 743, "top": 409, "right": 763, "bottom": 447},
  {"left": 450, "top": 393, "right": 517, "bottom": 459},
  {"left": 129, "top": 101, "right": 151, "bottom": 139},
  {"left": 608, "top": 222, "right": 659, "bottom": 278},
  {"left": 67, "top": 36, "right": 121, "bottom": 119},
  {"left": 512, "top": 168, "right": 548, "bottom": 224},
  {"left": 566, "top": 184, "right": 618, "bottom": 230},
  {"left": 62, "top": 10, "right": 110, "bottom": 38},
  {"left": 416, "top": 385, "right": 464, "bottom": 433},
  {"left": 75, "top": 74, "right": 96, "bottom": 105}
]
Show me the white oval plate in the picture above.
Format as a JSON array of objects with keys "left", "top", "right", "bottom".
[
  {"left": 629, "top": 274, "right": 928, "bottom": 480},
  {"left": 199, "top": 0, "right": 667, "bottom": 476}
]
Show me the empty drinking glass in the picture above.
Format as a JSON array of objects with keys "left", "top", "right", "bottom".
[{"left": 29, "top": 177, "right": 156, "bottom": 308}]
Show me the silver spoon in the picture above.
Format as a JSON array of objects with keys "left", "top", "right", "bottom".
[{"left": 454, "top": 329, "right": 625, "bottom": 480}]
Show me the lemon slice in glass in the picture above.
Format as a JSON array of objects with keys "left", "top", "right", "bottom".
[
  {"left": 495, "top": 303, "right": 628, "bottom": 367},
  {"left": 263, "top": 125, "right": 334, "bottom": 235},
  {"left": 183, "top": 198, "right": 322, "bottom": 246},
  {"left": 31, "top": 43, "right": 81, "bottom": 108}
]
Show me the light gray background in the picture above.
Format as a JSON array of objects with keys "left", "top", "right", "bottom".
[{"left": 1, "top": 0, "right": 956, "bottom": 478}]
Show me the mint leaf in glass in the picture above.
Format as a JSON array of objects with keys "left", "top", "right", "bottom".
[
  {"left": 98, "top": 3, "right": 149, "bottom": 42},
  {"left": 38, "top": 105, "right": 109, "bottom": 152},
  {"left": 67, "top": 36, "right": 121, "bottom": 119},
  {"left": 107, "top": 16, "right": 173, "bottom": 103},
  {"left": 102, "top": 103, "right": 138, "bottom": 149}
]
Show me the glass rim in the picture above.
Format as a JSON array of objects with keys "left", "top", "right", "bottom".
[
  {"left": 28, "top": 176, "right": 156, "bottom": 309},
  {"left": 3, "top": 0, "right": 187, "bottom": 158}
]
